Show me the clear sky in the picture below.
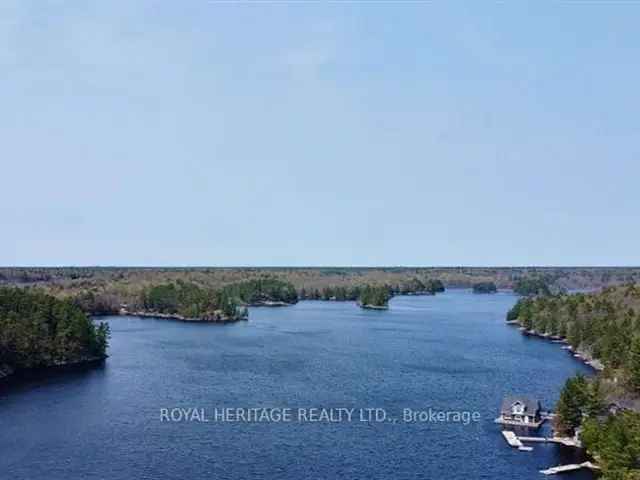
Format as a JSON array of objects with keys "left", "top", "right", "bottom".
[{"left": 2, "top": 1, "right": 639, "bottom": 267}]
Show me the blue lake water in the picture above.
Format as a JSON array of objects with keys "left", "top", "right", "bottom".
[{"left": 0, "top": 290, "right": 594, "bottom": 479}]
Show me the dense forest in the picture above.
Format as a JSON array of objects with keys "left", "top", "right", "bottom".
[
  {"left": 139, "top": 278, "right": 298, "bottom": 320},
  {"left": 507, "top": 285, "right": 640, "bottom": 479},
  {"left": 507, "top": 284, "right": 640, "bottom": 372},
  {"left": 7, "top": 271, "right": 450, "bottom": 318},
  {"left": 299, "top": 278, "right": 444, "bottom": 302},
  {"left": 0, "top": 287, "right": 109, "bottom": 378},
  {"left": 472, "top": 282, "right": 497, "bottom": 294}
]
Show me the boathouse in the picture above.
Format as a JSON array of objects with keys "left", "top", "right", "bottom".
[{"left": 497, "top": 396, "right": 542, "bottom": 427}]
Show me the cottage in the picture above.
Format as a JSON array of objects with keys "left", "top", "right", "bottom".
[{"left": 496, "top": 396, "right": 543, "bottom": 428}]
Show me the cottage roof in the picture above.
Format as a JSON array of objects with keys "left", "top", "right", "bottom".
[{"left": 500, "top": 396, "right": 541, "bottom": 415}]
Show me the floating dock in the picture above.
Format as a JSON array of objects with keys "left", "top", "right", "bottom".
[
  {"left": 501, "top": 431, "right": 581, "bottom": 451},
  {"left": 540, "top": 461, "right": 600, "bottom": 475},
  {"left": 502, "top": 430, "right": 522, "bottom": 447},
  {"left": 518, "top": 436, "right": 547, "bottom": 443},
  {"left": 501, "top": 431, "right": 532, "bottom": 451}
]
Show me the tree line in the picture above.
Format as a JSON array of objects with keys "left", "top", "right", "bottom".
[
  {"left": 299, "top": 278, "right": 444, "bottom": 302},
  {"left": 472, "top": 282, "right": 497, "bottom": 294}
]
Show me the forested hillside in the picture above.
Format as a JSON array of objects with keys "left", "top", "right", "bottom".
[
  {"left": 507, "top": 285, "right": 640, "bottom": 479},
  {"left": 507, "top": 284, "right": 640, "bottom": 371}
]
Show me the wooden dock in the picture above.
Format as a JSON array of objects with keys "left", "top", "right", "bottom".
[
  {"left": 518, "top": 436, "right": 547, "bottom": 443},
  {"left": 495, "top": 417, "right": 545, "bottom": 429},
  {"left": 501, "top": 431, "right": 581, "bottom": 452},
  {"left": 502, "top": 430, "right": 522, "bottom": 447},
  {"left": 540, "top": 461, "right": 599, "bottom": 475},
  {"left": 518, "top": 435, "right": 580, "bottom": 447},
  {"left": 501, "top": 431, "right": 533, "bottom": 451}
]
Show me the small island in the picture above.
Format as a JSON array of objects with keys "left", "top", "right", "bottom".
[
  {"left": 0, "top": 287, "right": 109, "bottom": 381},
  {"left": 472, "top": 281, "right": 497, "bottom": 294},
  {"left": 358, "top": 285, "right": 391, "bottom": 310}
]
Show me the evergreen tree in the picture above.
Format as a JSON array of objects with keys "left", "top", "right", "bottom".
[
  {"left": 555, "top": 375, "right": 588, "bottom": 435},
  {"left": 585, "top": 379, "right": 605, "bottom": 418},
  {"left": 628, "top": 336, "right": 640, "bottom": 393}
]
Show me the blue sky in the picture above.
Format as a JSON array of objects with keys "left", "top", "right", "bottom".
[{"left": 2, "top": 1, "right": 639, "bottom": 266}]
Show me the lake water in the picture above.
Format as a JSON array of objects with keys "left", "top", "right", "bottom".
[{"left": 0, "top": 290, "right": 594, "bottom": 479}]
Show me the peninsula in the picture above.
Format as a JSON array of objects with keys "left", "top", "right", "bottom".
[
  {"left": 506, "top": 284, "right": 640, "bottom": 478},
  {"left": 0, "top": 287, "right": 109, "bottom": 381}
]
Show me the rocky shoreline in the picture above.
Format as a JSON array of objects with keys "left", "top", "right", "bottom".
[
  {"left": 508, "top": 322, "right": 605, "bottom": 371},
  {"left": 248, "top": 300, "right": 295, "bottom": 307},
  {"left": 358, "top": 303, "right": 389, "bottom": 310},
  {"left": 124, "top": 308, "right": 248, "bottom": 323},
  {"left": 121, "top": 301, "right": 297, "bottom": 322}
]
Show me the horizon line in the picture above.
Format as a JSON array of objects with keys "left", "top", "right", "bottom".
[{"left": 2, "top": 265, "right": 640, "bottom": 269}]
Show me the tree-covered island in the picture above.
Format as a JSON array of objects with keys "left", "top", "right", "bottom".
[
  {"left": 358, "top": 285, "right": 391, "bottom": 310},
  {"left": 0, "top": 287, "right": 109, "bottom": 380},
  {"left": 137, "top": 281, "right": 246, "bottom": 322}
]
